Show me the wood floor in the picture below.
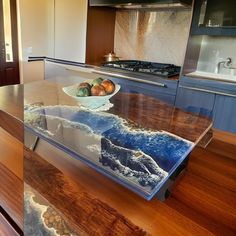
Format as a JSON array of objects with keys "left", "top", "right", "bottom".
[{"left": 170, "top": 144, "right": 235, "bottom": 235}]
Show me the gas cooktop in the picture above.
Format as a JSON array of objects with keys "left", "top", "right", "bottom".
[{"left": 102, "top": 60, "right": 181, "bottom": 78}]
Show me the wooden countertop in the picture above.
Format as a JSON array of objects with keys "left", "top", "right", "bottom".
[
  {"left": 24, "top": 80, "right": 213, "bottom": 201},
  {"left": 23, "top": 80, "right": 234, "bottom": 235},
  {"left": 0, "top": 161, "right": 23, "bottom": 231},
  {"left": 0, "top": 85, "right": 23, "bottom": 121},
  {"left": 0, "top": 85, "right": 23, "bottom": 232},
  {"left": 24, "top": 79, "right": 212, "bottom": 143},
  {"left": 0, "top": 84, "right": 235, "bottom": 235},
  {"left": 0, "top": 212, "right": 19, "bottom": 236},
  {"left": 0, "top": 85, "right": 23, "bottom": 142}
]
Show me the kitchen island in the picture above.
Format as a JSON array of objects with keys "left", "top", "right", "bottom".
[
  {"left": 23, "top": 75, "right": 214, "bottom": 234},
  {"left": 24, "top": 78, "right": 212, "bottom": 200},
  {"left": 1, "top": 79, "right": 235, "bottom": 235}
]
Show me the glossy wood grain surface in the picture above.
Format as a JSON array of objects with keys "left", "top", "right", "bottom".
[
  {"left": 27, "top": 133, "right": 236, "bottom": 236},
  {"left": 0, "top": 85, "right": 23, "bottom": 141},
  {"left": 0, "top": 83, "right": 234, "bottom": 235},
  {"left": 0, "top": 213, "right": 19, "bottom": 236},
  {"left": 0, "top": 128, "right": 23, "bottom": 179},
  {"left": 110, "top": 92, "right": 212, "bottom": 143},
  {"left": 0, "top": 85, "right": 23, "bottom": 231},
  {"left": 0, "top": 85, "right": 23, "bottom": 121},
  {"left": 208, "top": 129, "right": 236, "bottom": 161},
  {"left": 0, "top": 162, "right": 23, "bottom": 230},
  {"left": 24, "top": 147, "right": 147, "bottom": 236},
  {"left": 24, "top": 80, "right": 212, "bottom": 144}
]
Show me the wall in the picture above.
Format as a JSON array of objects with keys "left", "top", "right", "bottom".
[
  {"left": 18, "top": 0, "right": 54, "bottom": 59},
  {"left": 114, "top": 10, "right": 192, "bottom": 66},
  {"left": 17, "top": 0, "right": 88, "bottom": 83},
  {"left": 17, "top": 0, "right": 54, "bottom": 83},
  {"left": 197, "top": 36, "right": 236, "bottom": 75},
  {"left": 54, "top": 0, "right": 88, "bottom": 63}
]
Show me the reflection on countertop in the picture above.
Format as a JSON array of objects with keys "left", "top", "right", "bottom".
[{"left": 24, "top": 79, "right": 212, "bottom": 200}]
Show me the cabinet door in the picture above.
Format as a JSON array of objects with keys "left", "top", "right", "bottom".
[
  {"left": 54, "top": 0, "right": 88, "bottom": 63},
  {"left": 175, "top": 86, "right": 215, "bottom": 117},
  {"left": 110, "top": 77, "right": 177, "bottom": 105},
  {"left": 213, "top": 95, "right": 236, "bottom": 133}
]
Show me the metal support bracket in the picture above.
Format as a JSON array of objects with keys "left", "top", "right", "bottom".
[
  {"left": 24, "top": 130, "right": 40, "bottom": 151},
  {"left": 156, "top": 156, "right": 189, "bottom": 201}
]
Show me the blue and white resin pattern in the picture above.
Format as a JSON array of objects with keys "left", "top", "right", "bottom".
[
  {"left": 25, "top": 105, "right": 194, "bottom": 198},
  {"left": 24, "top": 185, "right": 79, "bottom": 236},
  {"left": 25, "top": 190, "right": 56, "bottom": 236}
]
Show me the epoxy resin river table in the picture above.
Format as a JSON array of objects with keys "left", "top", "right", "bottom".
[{"left": 24, "top": 80, "right": 212, "bottom": 200}]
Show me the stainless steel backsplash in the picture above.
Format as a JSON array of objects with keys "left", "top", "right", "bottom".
[
  {"left": 114, "top": 10, "right": 192, "bottom": 66},
  {"left": 197, "top": 36, "right": 236, "bottom": 75}
]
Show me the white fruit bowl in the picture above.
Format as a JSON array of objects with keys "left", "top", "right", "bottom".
[{"left": 62, "top": 84, "right": 120, "bottom": 109}]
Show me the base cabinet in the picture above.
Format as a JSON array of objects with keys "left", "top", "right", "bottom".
[
  {"left": 213, "top": 95, "right": 236, "bottom": 133},
  {"left": 176, "top": 76, "right": 236, "bottom": 134},
  {"left": 175, "top": 86, "right": 215, "bottom": 117}
]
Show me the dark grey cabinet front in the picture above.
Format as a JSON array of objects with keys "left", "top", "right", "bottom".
[
  {"left": 175, "top": 85, "right": 215, "bottom": 117},
  {"left": 176, "top": 76, "right": 236, "bottom": 134},
  {"left": 110, "top": 77, "right": 178, "bottom": 105},
  {"left": 213, "top": 95, "right": 236, "bottom": 133}
]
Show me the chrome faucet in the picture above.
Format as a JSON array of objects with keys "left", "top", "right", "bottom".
[{"left": 216, "top": 57, "right": 232, "bottom": 74}]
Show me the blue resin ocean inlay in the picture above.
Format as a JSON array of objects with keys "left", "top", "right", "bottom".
[
  {"left": 24, "top": 185, "right": 79, "bottom": 235},
  {"left": 25, "top": 105, "right": 194, "bottom": 198}
]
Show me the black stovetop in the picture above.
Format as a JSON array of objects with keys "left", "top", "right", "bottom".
[{"left": 101, "top": 60, "right": 181, "bottom": 78}]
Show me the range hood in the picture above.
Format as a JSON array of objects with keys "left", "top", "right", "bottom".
[{"left": 89, "top": 0, "right": 192, "bottom": 9}]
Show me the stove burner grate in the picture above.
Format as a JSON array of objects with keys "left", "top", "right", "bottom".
[{"left": 102, "top": 60, "right": 181, "bottom": 78}]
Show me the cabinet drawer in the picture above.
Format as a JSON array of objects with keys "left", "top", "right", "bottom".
[
  {"left": 110, "top": 77, "right": 177, "bottom": 105},
  {"left": 175, "top": 86, "right": 215, "bottom": 117},
  {"left": 213, "top": 95, "right": 236, "bottom": 133},
  {"left": 180, "top": 76, "right": 236, "bottom": 96}
]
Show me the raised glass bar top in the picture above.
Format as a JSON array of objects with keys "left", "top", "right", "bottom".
[{"left": 24, "top": 78, "right": 212, "bottom": 200}]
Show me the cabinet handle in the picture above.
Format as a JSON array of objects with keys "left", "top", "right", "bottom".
[
  {"left": 179, "top": 85, "right": 236, "bottom": 98},
  {"left": 93, "top": 70, "right": 166, "bottom": 87}
]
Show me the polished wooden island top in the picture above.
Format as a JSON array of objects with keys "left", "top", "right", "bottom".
[
  {"left": 0, "top": 85, "right": 23, "bottom": 142},
  {"left": 0, "top": 85, "right": 23, "bottom": 233},
  {"left": 24, "top": 79, "right": 212, "bottom": 201},
  {"left": 24, "top": 80, "right": 211, "bottom": 143},
  {"left": 24, "top": 140, "right": 236, "bottom": 235},
  {"left": 1, "top": 82, "right": 235, "bottom": 235}
]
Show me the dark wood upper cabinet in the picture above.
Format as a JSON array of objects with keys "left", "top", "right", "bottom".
[{"left": 86, "top": 6, "right": 116, "bottom": 66}]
